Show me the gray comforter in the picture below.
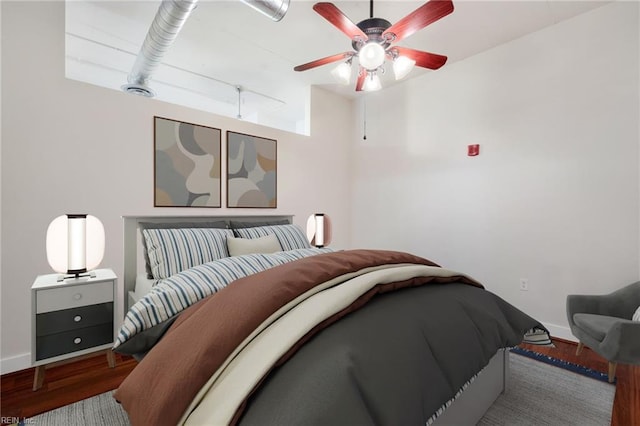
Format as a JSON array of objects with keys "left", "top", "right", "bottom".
[{"left": 239, "top": 282, "right": 539, "bottom": 425}]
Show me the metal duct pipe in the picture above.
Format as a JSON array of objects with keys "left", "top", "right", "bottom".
[
  {"left": 240, "top": 0, "right": 290, "bottom": 22},
  {"left": 123, "top": 0, "right": 199, "bottom": 97},
  {"left": 122, "top": 0, "right": 289, "bottom": 98}
]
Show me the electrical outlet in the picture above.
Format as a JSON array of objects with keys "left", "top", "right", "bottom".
[{"left": 519, "top": 278, "right": 529, "bottom": 291}]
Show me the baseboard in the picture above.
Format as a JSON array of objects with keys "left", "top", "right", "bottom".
[
  {"left": 1, "top": 352, "right": 31, "bottom": 375},
  {"left": 543, "top": 322, "right": 576, "bottom": 342}
]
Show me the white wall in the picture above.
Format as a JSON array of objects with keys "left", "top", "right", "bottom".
[
  {"left": 0, "top": 0, "right": 3, "bottom": 373},
  {"left": 351, "top": 2, "right": 639, "bottom": 340},
  {"left": 0, "top": 1, "right": 353, "bottom": 373}
]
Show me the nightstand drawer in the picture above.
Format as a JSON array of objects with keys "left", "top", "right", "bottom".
[
  {"left": 36, "top": 302, "right": 113, "bottom": 336},
  {"left": 35, "top": 323, "right": 113, "bottom": 361},
  {"left": 36, "top": 281, "right": 113, "bottom": 313}
]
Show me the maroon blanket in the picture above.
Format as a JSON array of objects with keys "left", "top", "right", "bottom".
[{"left": 114, "top": 250, "right": 480, "bottom": 425}]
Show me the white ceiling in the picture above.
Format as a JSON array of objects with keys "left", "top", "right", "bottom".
[{"left": 65, "top": 0, "right": 610, "bottom": 133}]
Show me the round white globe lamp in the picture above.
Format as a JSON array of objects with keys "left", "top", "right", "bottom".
[{"left": 46, "top": 214, "right": 105, "bottom": 280}]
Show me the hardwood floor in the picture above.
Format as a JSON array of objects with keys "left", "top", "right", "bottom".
[
  {"left": 1, "top": 339, "right": 638, "bottom": 425},
  {"left": 0, "top": 352, "right": 136, "bottom": 424}
]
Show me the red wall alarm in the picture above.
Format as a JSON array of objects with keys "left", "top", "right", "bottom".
[{"left": 468, "top": 144, "right": 480, "bottom": 156}]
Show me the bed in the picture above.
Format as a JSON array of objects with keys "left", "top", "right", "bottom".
[{"left": 114, "top": 215, "right": 548, "bottom": 426}]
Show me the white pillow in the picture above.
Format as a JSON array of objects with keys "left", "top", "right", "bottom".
[
  {"left": 633, "top": 306, "right": 640, "bottom": 322},
  {"left": 227, "top": 234, "right": 282, "bottom": 257}
]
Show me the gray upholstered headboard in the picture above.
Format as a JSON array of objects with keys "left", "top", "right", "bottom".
[{"left": 121, "top": 215, "right": 294, "bottom": 313}]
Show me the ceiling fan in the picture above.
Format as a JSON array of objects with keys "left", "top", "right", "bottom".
[{"left": 294, "top": 0, "right": 454, "bottom": 92}]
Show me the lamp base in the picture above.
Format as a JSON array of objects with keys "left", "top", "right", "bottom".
[{"left": 56, "top": 271, "right": 97, "bottom": 282}]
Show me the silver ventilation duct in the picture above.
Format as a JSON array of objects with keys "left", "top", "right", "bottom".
[
  {"left": 123, "top": 0, "right": 199, "bottom": 97},
  {"left": 122, "top": 0, "right": 290, "bottom": 98},
  {"left": 240, "top": 0, "right": 290, "bottom": 22}
]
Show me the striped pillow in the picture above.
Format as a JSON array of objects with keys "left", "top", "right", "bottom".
[
  {"left": 142, "top": 228, "right": 234, "bottom": 279},
  {"left": 115, "top": 247, "right": 334, "bottom": 350},
  {"left": 233, "top": 224, "right": 311, "bottom": 251},
  {"left": 139, "top": 220, "right": 228, "bottom": 278}
]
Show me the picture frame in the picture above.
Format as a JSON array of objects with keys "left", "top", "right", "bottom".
[
  {"left": 154, "top": 116, "right": 222, "bottom": 207},
  {"left": 226, "top": 131, "right": 277, "bottom": 208}
]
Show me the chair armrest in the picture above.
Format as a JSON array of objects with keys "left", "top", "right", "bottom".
[{"left": 600, "top": 321, "right": 640, "bottom": 363}]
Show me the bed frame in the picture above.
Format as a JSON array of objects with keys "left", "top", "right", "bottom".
[
  {"left": 432, "top": 347, "right": 509, "bottom": 425},
  {"left": 120, "top": 214, "right": 508, "bottom": 425}
]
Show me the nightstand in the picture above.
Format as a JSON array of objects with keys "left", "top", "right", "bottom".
[{"left": 31, "top": 269, "right": 117, "bottom": 391}]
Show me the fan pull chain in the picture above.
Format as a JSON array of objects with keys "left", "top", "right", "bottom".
[
  {"left": 236, "top": 86, "right": 242, "bottom": 119},
  {"left": 363, "top": 98, "right": 367, "bottom": 140}
]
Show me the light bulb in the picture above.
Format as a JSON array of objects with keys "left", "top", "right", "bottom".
[
  {"left": 330, "top": 61, "right": 352, "bottom": 85},
  {"left": 393, "top": 56, "right": 416, "bottom": 80},
  {"left": 314, "top": 214, "right": 325, "bottom": 247},
  {"left": 362, "top": 73, "right": 382, "bottom": 92},
  {"left": 359, "top": 42, "right": 386, "bottom": 71}
]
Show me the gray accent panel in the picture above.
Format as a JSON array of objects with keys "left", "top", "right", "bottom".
[
  {"left": 36, "top": 323, "right": 113, "bottom": 361},
  {"left": 36, "top": 302, "right": 113, "bottom": 336}
]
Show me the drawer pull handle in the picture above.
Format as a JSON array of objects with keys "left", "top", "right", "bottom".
[
  {"left": 74, "top": 315, "right": 82, "bottom": 322},
  {"left": 74, "top": 337, "right": 82, "bottom": 345},
  {"left": 73, "top": 293, "right": 82, "bottom": 301}
]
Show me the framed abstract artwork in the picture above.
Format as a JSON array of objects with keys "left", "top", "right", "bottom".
[
  {"left": 154, "top": 116, "right": 222, "bottom": 207},
  {"left": 226, "top": 131, "right": 277, "bottom": 208}
]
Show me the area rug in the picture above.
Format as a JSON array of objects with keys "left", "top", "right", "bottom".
[
  {"left": 29, "top": 351, "right": 615, "bottom": 425},
  {"left": 478, "top": 351, "right": 615, "bottom": 425},
  {"left": 511, "top": 346, "right": 614, "bottom": 383},
  {"left": 26, "top": 392, "right": 128, "bottom": 426}
]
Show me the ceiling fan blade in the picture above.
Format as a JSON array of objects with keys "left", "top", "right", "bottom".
[
  {"left": 393, "top": 46, "right": 447, "bottom": 69},
  {"left": 313, "top": 2, "right": 368, "bottom": 41},
  {"left": 355, "top": 67, "right": 366, "bottom": 91},
  {"left": 294, "top": 52, "right": 352, "bottom": 72},
  {"left": 383, "top": 0, "right": 453, "bottom": 44}
]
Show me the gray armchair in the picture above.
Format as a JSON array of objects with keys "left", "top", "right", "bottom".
[{"left": 566, "top": 281, "right": 640, "bottom": 382}]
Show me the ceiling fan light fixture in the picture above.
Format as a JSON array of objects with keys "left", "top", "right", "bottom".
[
  {"left": 358, "top": 42, "right": 386, "bottom": 71},
  {"left": 393, "top": 56, "right": 416, "bottom": 80},
  {"left": 362, "top": 72, "right": 382, "bottom": 92},
  {"left": 331, "top": 61, "right": 353, "bottom": 85},
  {"left": 294, "top": 1, "right": 453, "bottom": 92}
]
